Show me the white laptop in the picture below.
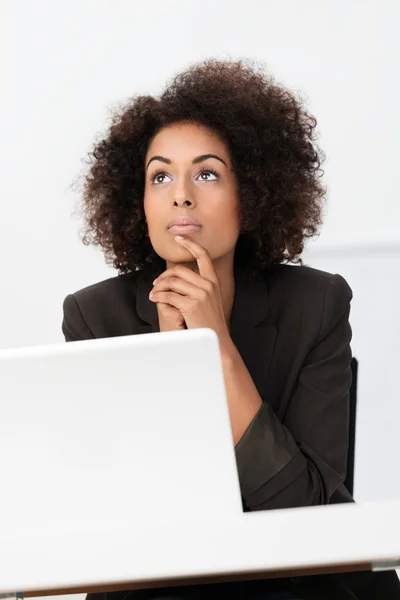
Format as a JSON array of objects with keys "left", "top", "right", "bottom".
[
  {"left": 2, "top": 329, "right": 400, "bottom": 596},
  {"left": 0, "top": 328, "right": 243, "bottom": 538}
]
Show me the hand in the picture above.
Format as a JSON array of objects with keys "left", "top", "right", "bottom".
[
  {"left": 149, "top": 235, "right": 231, "bottom": 346},
  {"left": 156, "top": 300, "right": 186, "bottom": 332}
]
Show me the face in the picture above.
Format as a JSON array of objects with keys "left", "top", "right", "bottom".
[{"left": 143, "top": 121, "right": 240, "bottom": 272}]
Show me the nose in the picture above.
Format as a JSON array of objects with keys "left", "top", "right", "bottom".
[
  {"left": 173, "top": 184, "right": 196, "bottom": 207},
  {"left": 174, "top": 197, "right": 194, "bottom": 207}
]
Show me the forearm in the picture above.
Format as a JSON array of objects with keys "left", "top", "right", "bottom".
[
  {"left": 219, "top": 336, "right": 344, "bottom": 509},
  {"left": 219, "top": 336, "right": 263, "bottom": 446}
]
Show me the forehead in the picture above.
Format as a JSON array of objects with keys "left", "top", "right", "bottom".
[{"left": 146, "top": 122, "right": 228, "bottom": 158}]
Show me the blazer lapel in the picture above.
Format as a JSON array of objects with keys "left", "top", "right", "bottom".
[
  {"left": 134, "top": 264, "right": 277, "bottom": 398},
  {"left": 135, "top": 273, "right": 160, "bottom": 333},
  {"left": 230, "top": 265, "right": 277, "bottom": 399}
]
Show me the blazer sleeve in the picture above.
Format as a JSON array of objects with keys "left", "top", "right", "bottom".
[
  {"left": 62, "top": 294, "right": 95, "bottom": 341},
  {"left": 234, "top": 273, "right": 353, "bottom": 510}
]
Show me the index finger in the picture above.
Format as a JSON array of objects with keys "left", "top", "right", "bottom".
[{"left": 174, "top": 236, "right": 218, "bottom": 284}]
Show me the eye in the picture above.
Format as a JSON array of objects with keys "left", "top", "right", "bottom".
[
  {"left": 149, "top": 167, "right": 220, "bottom": 185},
  {"left": 150, "top": 170, "right": 172, "bottom": 185},
  {"left": 197, "top": 167, "right": 219, "bottom": 181}
]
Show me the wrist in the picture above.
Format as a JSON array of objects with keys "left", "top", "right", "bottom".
[{"left": 218, "top": 333, "right": 238, "bottom": 365}]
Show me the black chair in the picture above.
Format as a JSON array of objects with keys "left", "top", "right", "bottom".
[{"left": 343, "top": 357, "right": 358, "bottom": 497}]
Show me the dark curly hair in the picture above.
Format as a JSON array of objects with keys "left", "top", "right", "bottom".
[{"left": 72, "top": 56, "right": 326, "bottom": 281}]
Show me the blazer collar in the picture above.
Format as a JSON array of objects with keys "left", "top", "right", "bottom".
[{"left": 135, "top": 264, "right": 278, "bottom": 397}]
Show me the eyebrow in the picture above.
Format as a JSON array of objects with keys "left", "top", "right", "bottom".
[{"left": 146, "top": 153, "right": 227, "bottom": 171}]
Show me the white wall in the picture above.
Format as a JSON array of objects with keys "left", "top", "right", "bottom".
[
  {"left": 1, "top": 0, "right": 399, "bottom": 347},
  {"left": 1, "top": 0, "right": 399, "bottom": 595},
  {"left": 302, "top": 244, "right": 400, "bottom": 502}
]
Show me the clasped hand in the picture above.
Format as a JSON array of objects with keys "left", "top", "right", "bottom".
[{"left": 149, "top": 235, "right": 231, "bottom": 345}]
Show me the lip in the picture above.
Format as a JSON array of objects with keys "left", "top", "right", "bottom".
[
  {"left": 168, "top": 224, "right": 202, "bottom": 235},
  {"left": 168, "top": 217, "right": 202, "bottom": 228}
]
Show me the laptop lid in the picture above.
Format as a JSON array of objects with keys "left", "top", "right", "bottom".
[{"left": 0, "top": 328, "right": 243, "bottom": 537}]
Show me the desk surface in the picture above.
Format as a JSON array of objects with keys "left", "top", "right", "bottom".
[{"left": 1, "top": 500, "right": 400, "bottom": 596}]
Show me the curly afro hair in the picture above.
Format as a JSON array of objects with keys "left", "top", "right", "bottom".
[{"left": 73, "top": 57, "right": 327, "bottom": 281}]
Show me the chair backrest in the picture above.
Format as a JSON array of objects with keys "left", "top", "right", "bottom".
[{"left": 344, "top": 357, "right": 358, "bottom": 496}]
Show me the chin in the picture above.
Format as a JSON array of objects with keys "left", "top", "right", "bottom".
[
  {"left": 167, "top": 252, "right": 198, "bottom": 263},
  {"left": 158, "top": 240, "right": 204, "bottom": 261}
]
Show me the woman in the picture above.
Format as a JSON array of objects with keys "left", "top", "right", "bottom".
[{"left": 63, "top": 58, "right": 400, "bottom": 599}]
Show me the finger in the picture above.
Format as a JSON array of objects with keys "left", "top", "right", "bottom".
[
  {"left": 149, "top": 290, "right": 191, "bottom": 310},
  {"left": 173, "top": 236, "right": 218, "bottom": 284},
  {"left": 154, "top": 265, "right": 212, "bottom": 292},
  {"left": 151, "top": 276, "right": 208, "bottom": 299}
]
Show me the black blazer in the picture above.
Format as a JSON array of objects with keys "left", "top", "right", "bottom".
[{"left": 62, "top": 262, "right": 400, "bottom": 600}]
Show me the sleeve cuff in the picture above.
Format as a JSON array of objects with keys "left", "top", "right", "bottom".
[{"left": 234, "top": 401, "right": 300, "bottom": 498}]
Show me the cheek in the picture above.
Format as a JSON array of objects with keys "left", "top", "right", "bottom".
[
  {"left": 143, "top": 196, "right": 164, "bottom": 232},
  {"left": 214, "top": 198, "right": 240, "bottom": 233}
]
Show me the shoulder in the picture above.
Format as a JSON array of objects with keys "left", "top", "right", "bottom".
[
  {"left": 62, "top": 271, "right": 142, "bottom": 340},
  {"left": 267, "top": 264, "right": 353, "bottom": 334},
  {"left": 64, "top": 271, "right": 139, "bottom": 307},
  {"left": 269, "top": 263, "right": 353, "bottom": 303}
]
